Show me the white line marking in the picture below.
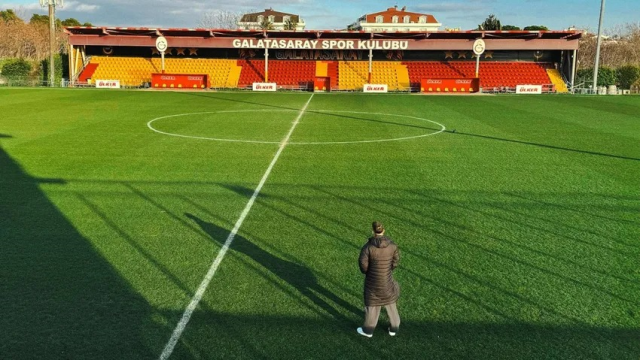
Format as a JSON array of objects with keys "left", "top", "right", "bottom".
[
  {"left": 148, "top": 110, "right": 446, "bottom": 145},
  {"left": 158, "top": 94, "right": 314, "bottom": 360}
]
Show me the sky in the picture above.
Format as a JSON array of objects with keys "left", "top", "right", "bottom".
[{"left": 1, "top": 0, "right": 638, "bottom": 32}]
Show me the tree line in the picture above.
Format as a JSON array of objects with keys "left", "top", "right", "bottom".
[
  {"left": 0, "top": 9, "right": 92, "bottom": 84},
  {"left": 477, "top": 14, "right": 548, "bottom": 31}
]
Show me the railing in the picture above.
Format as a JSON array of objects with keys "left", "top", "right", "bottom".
[
  {"left": 0, "top": 77, "right": 57, "bottom": 87},
  {"left": 481, "top": 84, "right": 556, "bottom": 94}
]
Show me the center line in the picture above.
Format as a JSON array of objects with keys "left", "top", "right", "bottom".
[{"left": 159, "top": 94, "right": 314, "bottom": 360}]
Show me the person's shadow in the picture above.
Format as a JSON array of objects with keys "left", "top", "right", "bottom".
[{"left": 185, "top": 213, "right": 362, "bottom": 321}]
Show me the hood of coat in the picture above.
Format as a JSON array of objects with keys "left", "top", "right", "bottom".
[{"left": 369, "top": 235, "right": 391, "bottom": 248}]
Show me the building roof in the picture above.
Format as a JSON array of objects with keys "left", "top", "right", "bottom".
[
  {"left": 239, "top": 8, "right": 301, "bottom": 23},
  {"left": 364, "top": 7, "right": 439, "bottom": 24}
]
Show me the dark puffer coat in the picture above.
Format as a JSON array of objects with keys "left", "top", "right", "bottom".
[{"left": 359, "top": 235, "right": 400, "bottom": 306}]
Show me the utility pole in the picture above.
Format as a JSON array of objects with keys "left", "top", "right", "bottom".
[
  {"left": 40, "top": 0, "right": 63, "bottom": 87},
  {"left": 593, "top": 0, "right": 605, "bottom": 94}
]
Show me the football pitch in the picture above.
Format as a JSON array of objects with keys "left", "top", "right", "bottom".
[{"left": 1, "top": 88, "right": 639, "bottom": 359}]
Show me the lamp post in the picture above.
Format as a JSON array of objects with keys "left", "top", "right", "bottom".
[
  {"left": 593, "top": 0, "right": 605, "bottom": 94},
  {"left": 39, "top": 0, "right": 63, "bottom": 87}
]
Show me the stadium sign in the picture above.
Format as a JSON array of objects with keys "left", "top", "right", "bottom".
[
  {"left": 232, "top": 39, "right": 409, "bottom": 50},
  {"left": 155, "top": 36, "right": 168, "bottom": 52},
  {"left": 473, "top": 39, "right": 486, "bottom": 55},
  {"left": 95, "top": 80, "right": 121, "bottom": 89},
  {"left": 363, "top": 84, "right": 388, "bottom": 93},
  {"left": 253, "top": 83, "right": 277, "bottom": 92},
  {"left": 516, "top": 85, "right": 543, "bottom": 94}
]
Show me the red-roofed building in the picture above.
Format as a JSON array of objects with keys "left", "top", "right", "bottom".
[{"left": 348, "top": 6, "right": 441, "bottom": 32}]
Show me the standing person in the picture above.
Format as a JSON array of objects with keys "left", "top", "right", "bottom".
[{"left": 357, "top": 221, "right": 400, "bottom": 337}]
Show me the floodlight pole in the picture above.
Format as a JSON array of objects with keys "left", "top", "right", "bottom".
[
  {"left": 593, "top": 0, "right": 605, "bottom": 94},
  {"left": 41, "top": 0, "right": 62, "bottom": 87}
]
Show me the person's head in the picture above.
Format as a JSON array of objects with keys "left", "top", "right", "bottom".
[{"left": 372, "top": 221, "right": 385, "bottom": 235}]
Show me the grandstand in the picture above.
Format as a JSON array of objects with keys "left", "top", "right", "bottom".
[{"left": 66, "top": 28, "right": 581, "bottom": 93}]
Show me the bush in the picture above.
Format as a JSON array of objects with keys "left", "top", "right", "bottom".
[
  {"left": 41, "top": 54, "right": 63, "bottom": 86},
  {"left": 1, "top": 58, "right": 32, "bottom": 79},
  {"left": 576, "top": 67, "right": 618, "bottom": 87},
  {"left": 595, "top": 66, "right": 617, "bottom": 87},
  {"left": 617, "top": 65, "right": 640, "bottom": 89}
]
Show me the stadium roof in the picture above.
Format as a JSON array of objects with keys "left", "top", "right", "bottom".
[{"left": 65, "top": 27, "right": 582, "bottom": 51}]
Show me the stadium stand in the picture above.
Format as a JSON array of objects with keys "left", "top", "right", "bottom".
[
  {"left": 326, "top": 62, "right": 339, "bottom": 90},
  {"left": 404, "top": 61, "right": 554, "bottom": 91},
  {"left": 83, "top": 57, "right": 241, "bottom": 87},
  {"left": 315, "top": 61, "right": 328, "bottom": 77},
  {"left": 66, "top": 28, "right": 580, "bottom": 92},
  {"left": 547, "top": 69, "right": 569, "bottom": 93},
  {"left": 336, "top": 61, "right": 409, "bottom": 91},
  {"left": 237, "top": 60, "right": 316, "bottom": 89},
  {"left": 79, "top": 57, "right": 558, "bottom": 92},
  {"left": 77, "top": 63, "right": 99, "bottom": 83}
]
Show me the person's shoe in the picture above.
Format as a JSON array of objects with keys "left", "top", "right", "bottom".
[
  {"left": 357, "top": 327, "right": 372, "bottom": 338},
  {"left": 388, "top": 327, "right": 397, "bottom": 336}
]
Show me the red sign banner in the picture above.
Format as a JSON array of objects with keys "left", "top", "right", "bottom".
[
  {"left": 421, "top": 78, "right": 479, "bottom": 93},
  {"left": 151, "top": 73, "right": 208, "bottom": 89}
]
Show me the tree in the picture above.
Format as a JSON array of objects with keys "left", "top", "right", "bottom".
[
  {"left": 198, "top": 10, "right": 243, "bottom": 29},
  {"left": 478, "top": 14, "right": 501, "bottom": 31},
  {"left": 617, "top": 65, "right": 640, "bottom": 89},
  {"left": 284, "top": 18, "right": 298, "bottom": 30},
  {"left": 41, "top": 53, "right": 63, "bottom": 85},
  {"left": 29, "top": 14, "right": 48, "bottom": 26},
  {"left": 1, "top": 9, "right": 22, "bottom": 23},
  {"left": 502, "top": 25, "right": 520, "bottom": 31},
  {"left": 82, "top": 22, "right": 93, "bottom": 27},
  {"left": 577, "top": 66, "right": 617, "bottom": 87},
  {"left": 577, "top": 23, "right": 640, "bottom": 69},
  {"left": 61, "top": 18, "right": 81, "bottom": 27},
  {"left": 259, "top": 18, "right": 274, "bottom": 30},
  {"left": 524, "top": 25, "right": 548, "bottom": 31}
]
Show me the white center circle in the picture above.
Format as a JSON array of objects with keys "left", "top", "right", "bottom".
[{"left": 147, "top": 109, "right": 446, "bottom": 145}]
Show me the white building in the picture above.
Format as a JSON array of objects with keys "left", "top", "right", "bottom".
[
  {"left": 348, "top": 6, "right": 441, "bottom": 32},
  {"left": 237, "top": 8, "right": 306, "bottom": 31}
]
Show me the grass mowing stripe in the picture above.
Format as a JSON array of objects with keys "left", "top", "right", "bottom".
[{"left": 158, "top": 94, "right": 314, "bottom": 360}]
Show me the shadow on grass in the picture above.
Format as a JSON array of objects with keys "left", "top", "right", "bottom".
[
  {"left": 168, "top": 311, "right": 640, "bottom": 360},
  {"left": 0, "top": 135, "right": 155, "bottom": 359},
  {"left": 447, "top": 129, "right": 640, "bottom": 162},
  {"left": 185, "top": 213, "right": 362, "bottom": 321}
]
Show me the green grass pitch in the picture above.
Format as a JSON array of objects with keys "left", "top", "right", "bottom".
[{"left": 1, "top": 88, "right": 639, "bottom": 359}]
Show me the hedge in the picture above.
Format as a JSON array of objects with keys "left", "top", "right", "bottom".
[{"left": 1, "top": 58, "right": 32, "bottom": 79}]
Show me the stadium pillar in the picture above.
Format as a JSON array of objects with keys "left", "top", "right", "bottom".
[
  {"left": 69, "top": 44, "right": 74, "bottom": 85},
  {"left": 571, "top": 49, "right": 577, "bottom": 93},
  {"left": 368, "top": 49, "right": 373, "bottom": 84},
  {"left": 593, "top": 0, "right": 605, "bottom": 94}
]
